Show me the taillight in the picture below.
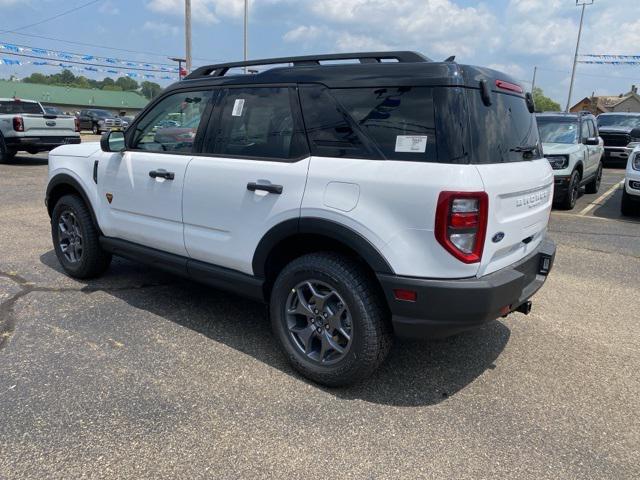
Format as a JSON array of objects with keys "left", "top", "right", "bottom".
[
  {"left": 495, "top": 79, "right": 523, "bottom": 94},
  {"left": 13, "top": 116, "right": 24, "bottom": 132},
  {"left": 74, "top": 117, "right": 80, "bottom": 133},
  {"left": 435, "top": 191, "right": 488, "bottom": 264}
]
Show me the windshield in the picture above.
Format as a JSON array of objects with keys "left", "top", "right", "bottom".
[
  {"left": 537, "top": 117, "right": 578, "bottom": 144},
  {"left": 597, "top": 115, "right": 640, "bottom": 129},
  {"left": 0, "top": 100, "right": 44, "bottom": 115}
]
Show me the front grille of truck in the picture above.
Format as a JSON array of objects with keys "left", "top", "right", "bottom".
[{"left": 600, "top": 133, "right": 630, "bottom": 147}]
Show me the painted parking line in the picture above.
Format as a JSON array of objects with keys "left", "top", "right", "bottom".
[{"left": 578, "top": 180, "right": 624, "bottom": 216}]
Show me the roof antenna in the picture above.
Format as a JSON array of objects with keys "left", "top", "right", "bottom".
[{"left": 444, "top": 55, "right": 456, "bottom": 62}]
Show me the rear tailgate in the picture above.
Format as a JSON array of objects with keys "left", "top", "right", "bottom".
[
  {"left": 475, "top": 159, "right": 553, "bottom": 276},
  {"left": 22, "top": 114, "right": 78, "bottom": 137}
]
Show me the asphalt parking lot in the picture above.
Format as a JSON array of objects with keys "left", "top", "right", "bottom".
[{"left": 1, "top": 146, "right": 639, "bottom": 479}]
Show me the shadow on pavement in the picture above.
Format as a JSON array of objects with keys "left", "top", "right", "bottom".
[
  {"left": 40, "top": 250, "right": 510, "bottom": 407},
  {"left": 4, "top": 154, "right": 48, "bottom": 166},
  {"left": 591, "top": 188, "right": 640, "bottom": 223}
]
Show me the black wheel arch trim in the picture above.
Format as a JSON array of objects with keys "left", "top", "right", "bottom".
[
  {"left": 46, "top": 174, "right": 100, "bottom": 230},
  {"left": 252, "top": 217, "right": 395, "bottom": 278}
]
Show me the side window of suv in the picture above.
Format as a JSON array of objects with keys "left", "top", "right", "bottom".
[
  {"left": 131, "top": 90, "right": 213, "bottom": 153},
  {"left": 589, "top": 119, "right": 598, "bottom": 138},
  {"left": 206, "top": 87, "right": 307, "bottom": 161},
  {"left": 581, "top": 120, "right": 590, "bottom": 142}
]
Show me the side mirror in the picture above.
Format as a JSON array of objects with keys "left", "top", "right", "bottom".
[
  {"left": 630, "top": 127, "right": 640, "bottom": 139},
  {"left": 585, "top": 137, "right": 599, "bottom": 146},
  {"left": 100, "top": 130, "right": 126, "bottom": 152}
]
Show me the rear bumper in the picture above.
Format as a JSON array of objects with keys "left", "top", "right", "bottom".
[
  {"left": 5, "top": 135, "right": 81, "bottom": 152},
  {"left": 377, "top": 238, "right": 556, "bottom": 339}
]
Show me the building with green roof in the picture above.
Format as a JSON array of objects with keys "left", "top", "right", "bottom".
[{"left": 0, "top": 79, "right": 149, "bottom": 115}]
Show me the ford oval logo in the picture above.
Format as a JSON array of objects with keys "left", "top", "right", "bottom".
[
  {"left": 492, "top": 232, "right": 505, "bottom": 243},
  {"left": 46, "top": 120, "right": 56, "bottom": 127}
]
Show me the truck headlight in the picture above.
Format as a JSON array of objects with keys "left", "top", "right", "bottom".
[
  {"left": 546, "top": 155, "right": 569, "bottom": 170},
  {"left": 633, "top": 153, "right": 640, "bottom": 171}
]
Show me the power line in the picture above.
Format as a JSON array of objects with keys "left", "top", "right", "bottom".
[
  {"left": 2, "top": 31, "right": 221, "bottom": 63},
  {"left": 0, "top": 0, "right": 102, "bottom": 34},
  {"left": 537, "top": 66, "right": 639, "bottom": 82}
]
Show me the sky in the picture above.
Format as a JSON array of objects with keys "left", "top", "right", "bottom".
[{"left": 0, "top": 0, "right": 639, "bottom": 108}]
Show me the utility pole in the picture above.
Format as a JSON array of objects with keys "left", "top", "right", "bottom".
[
  {"left": 243, "top": 0, "right": 248, "bottom": 73},
  {"left": 185, "top": 0, "right": 192, "bottom": 74},
  {"left": 566, "top": 0, "right": 594, "bottom": 112},
  {"left": 531, "top": 66, "right": 537, "bottom": 92}
]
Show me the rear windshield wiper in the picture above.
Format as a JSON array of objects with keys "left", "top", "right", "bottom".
[{"left": 510, "top": 144, "right": 538, "bottom": 153}]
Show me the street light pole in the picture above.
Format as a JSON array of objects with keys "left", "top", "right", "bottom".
[
  {"left": 185, "top": 0, "right": 192, "bottom": 74},
  {"left": 566, "top": 0, "right": 593, "bottom": 112},
  {"left": 531, "top": 65, "right": 537, "bottom": 92}
]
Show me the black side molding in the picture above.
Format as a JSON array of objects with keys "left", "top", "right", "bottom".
[{"left": 100, "top": 237, "right": 265, "bottom": 301}]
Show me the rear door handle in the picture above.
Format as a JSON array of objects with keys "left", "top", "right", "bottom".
[
  {"left": 149, "top": 169, "right": 175, "bottom": 180},
  {"left": 247, "top": 182, "right": 283, "bottom": 194}
]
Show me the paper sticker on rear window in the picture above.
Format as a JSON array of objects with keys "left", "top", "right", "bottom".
[
  {"left": 232, "top": 99, "right": 245, "bottom": 117},
  {"left": 395, "top": 135, "right": 427, "bottom": 153}
]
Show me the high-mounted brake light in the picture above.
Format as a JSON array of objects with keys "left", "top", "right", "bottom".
[
  {"left": 495, "top": 80, "right": 523, "bottom": 94},
  {"left": 435, "top": 191, "right": 488, "bottom": 264},
  {"left": 13, "top": 116, "right": 24, "bottom": 132}
]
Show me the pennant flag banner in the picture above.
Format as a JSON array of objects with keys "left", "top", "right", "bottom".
[
  {"left": 0, "top": 42, "right": 179, "bottom": 73},
  {"left": 582, "top": 54, "right": 640, "bottom": 60},
  {"left": 0, "top": 57, "right": 175, "bottom": 80},
  {"left": 579, "top": 60, "right": 640, "bottom": 65}
]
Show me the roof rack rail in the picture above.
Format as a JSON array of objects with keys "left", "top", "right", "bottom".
[{"left": 185, "top": 51, "right": 430, "bottom": 79}]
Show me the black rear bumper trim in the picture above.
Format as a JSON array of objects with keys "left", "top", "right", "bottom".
[{"left": 378, "top": 238, "right": 556, "bottom": 339}]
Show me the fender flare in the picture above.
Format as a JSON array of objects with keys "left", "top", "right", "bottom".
[
  {"left": 252, "top": 217, "right": 394, "bottom": 278},
  {"left": 46, "top": 173, "right": 99, "bottom": 228}
]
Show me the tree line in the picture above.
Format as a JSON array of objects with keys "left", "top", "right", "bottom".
[{"left": 20, "top": 69, "right": 163, "bottom": 100}]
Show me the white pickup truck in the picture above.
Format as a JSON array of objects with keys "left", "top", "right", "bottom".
[{"left": 0, "top": 98, "right": 80, "bottom": 163}]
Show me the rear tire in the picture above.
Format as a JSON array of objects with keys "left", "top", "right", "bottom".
[
  {"left": 585, "top": 162, "right": 602, "bottom": 194},
  {"left": 270, "top": 252, "right": 392, "bottom": 387},
  {"left": 559, "top": 169, "right": 581, "bottom": 210},
  {"left": 621, "top": 189, "right": 639, "bottom": 217},
  {"left": 51, "top": 194, "right": 112, "bottom": 279},
  {"left": 0, "top": 136, "right": 14, "bottom": 163}
]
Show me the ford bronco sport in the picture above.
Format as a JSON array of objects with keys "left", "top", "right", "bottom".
[{"left": 45, "top": 52, "right": 556, "bottom": 386}]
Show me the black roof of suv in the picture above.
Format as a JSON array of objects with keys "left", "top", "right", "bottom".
[{"left": 170, "top": 51, "right": 524, "bottom": 92}]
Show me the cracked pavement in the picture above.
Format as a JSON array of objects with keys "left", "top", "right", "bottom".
[{"left": 0, "top": 154, "right": 639, "bottom": 479}]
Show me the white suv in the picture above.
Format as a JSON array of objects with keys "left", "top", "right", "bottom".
[
  {"left": 46, "top": 52, "right": 556, "bottom": 386},
  {"left": 621, "top": 146, "right": 640, "bottom": 216},
  {"left": 537, "top": 112, "right": 604, "bottom": 210}
]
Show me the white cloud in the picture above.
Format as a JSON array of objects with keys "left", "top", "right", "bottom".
[
  {"left": 0, "top": 0, "right": 20, "bottom": 5},
  {"left": 142, "top": 20, "right": 180, "bottom": 37},
  {"left": 145, "top": 0, "right": 249, "bottom": 24},
  {"left": 283, "top": 25, "right": 325, "bottom": 43},
  {"left": 98, "top": 1, "right": 120, "bottom": 15}
]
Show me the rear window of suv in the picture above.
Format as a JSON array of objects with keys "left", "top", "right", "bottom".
[{"left": 0, "top": 100, "right": 44, "bottom": 115}]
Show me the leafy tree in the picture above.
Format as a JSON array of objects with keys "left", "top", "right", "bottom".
[
  {"left": 102, "top": 84, "right": 123, "bottom": 91},
  {"left": 23, "top": 73, "right": 50, "bottom": 84},
  {"left": 115, "top": 76, "right": 139, "bottom": 91},
  {"left": 140, "top": 81, "right": 162, "bottom": 99},
  {"left": 533, "top": 87, "right": 561, "bottom": 112}
]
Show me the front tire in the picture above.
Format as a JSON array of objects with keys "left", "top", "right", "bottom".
[
  {"left": 270, "top": 252, "right": 392, "bottom": 387},
  {"left": 621, "top": 189, "right": 639, "bottom": 217},
  {"left": 585, "top": 162, "right": 603, "bottom": 194},
  {"left": 0, "top": 136, "right": 14, "bottom": 163},
  {"left": 559, "top": 169, "right": 581, "bottom": 210},
  {"left": 92, "top": 124, "right": 100, "bottom": 135},
  {"left": 51, "top": 194, "right": 112, "bottom": 279}
]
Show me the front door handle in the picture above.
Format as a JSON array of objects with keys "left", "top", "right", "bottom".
[
  {"left": 149, "top": 169, "right": 175, "bottom": 180},
  {"left": 247, "top": 182, "right": 283, "bottom": 194}
]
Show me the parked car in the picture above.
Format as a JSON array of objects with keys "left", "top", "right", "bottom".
[
  {"left": 0, "top": 97, "right": 79, "bottom": 162},
  {"left": 537, "top": 112, "right": 604, "bottom": 209},
  {"left": 77, "top": 109, "right": 123, "bottom": 135},
  {"left": 596, "top": 112, "right": 640, "bottom": 165},
  {"left": 621, "top": 146, "right": 640, "bottom": 216},
  {"left": 46, "top": 51, "right": 556, "bottom": 386}
]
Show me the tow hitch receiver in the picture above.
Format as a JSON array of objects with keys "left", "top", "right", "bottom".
[{"left": 516, "top": 301, "right": 532, "bottom": 315}]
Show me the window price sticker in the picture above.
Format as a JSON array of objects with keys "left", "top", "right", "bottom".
[
  {"left": 395, "top": 135, "right": 427, "bottom": 153},
  {"left": 232, "top": 99, "right": 245, "bottom": 117}
]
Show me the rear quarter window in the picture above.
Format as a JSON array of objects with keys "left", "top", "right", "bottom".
[{"left": 330, "top": 87, "right": 437, "bottom": 162}]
